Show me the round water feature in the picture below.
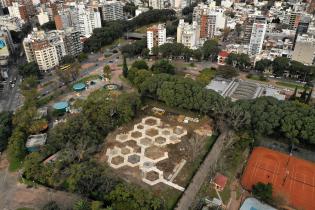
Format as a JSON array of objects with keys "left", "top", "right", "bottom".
[
  {"left": 104, "top": 83, "right": 121, "bottom": 90},
  {"left": 73, "top": 83, "right": 86, "bottom": 92},
  {"left": 52, "top": 101, "right": 69, "bottom": 113}
]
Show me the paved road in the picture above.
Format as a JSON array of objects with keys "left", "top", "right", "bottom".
[{"left": 175, "top": 129, "right": 230, "bottom": 210}]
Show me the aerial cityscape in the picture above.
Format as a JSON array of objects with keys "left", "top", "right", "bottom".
[{"left": 0, "top": 0, "right": 314, "bottom": 209}]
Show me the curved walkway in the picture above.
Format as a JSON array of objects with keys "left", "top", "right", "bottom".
[{"left": 175, "top": 129, "right": 230, "bottom": 210}]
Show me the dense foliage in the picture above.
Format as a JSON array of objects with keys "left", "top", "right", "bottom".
[
  {"left": 18, "top": 62, "right": 40, "bottom": 78},
  {"left": 0, "top": 112, "right": 13, "bottom": 151},
  {"left": 84, "top": 9, "right": 176, "bottom": 52},
  {"left": 128, "top": 69, "right": 315, "bottom": 144},
  {"left": 252, "top": 182, "right": 273, "bottom": 203},
  {"left": 120, "top": 38, "right": 147, "bottom": 57},
  {"left": 256, "top": 57, "right": 315, "bottom": 82}
]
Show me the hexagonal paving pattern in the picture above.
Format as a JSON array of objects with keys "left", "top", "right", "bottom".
[
  {"left": 155, "top": 136, "right": 166, "bottom": 145},
  {"left": 140, "top": 137, "right": 153, "bottom": 146},
  {"left": 121, "top": 147, "right": 131, "bottom": 155},
  {"left": 106, "top": 116, "right": 187, "bottom": 191},
  {"left": 145, "top": 128, "right": 159, "bottom": 137},
  {"left": 145, "top": 146, "right": 166, "bottom": 160},
  {"left": 144, "top": 118, "right": 158, "bottom": 126},
  {"left": 111, "top": 156, "right": 124, "bottom": 165},
  {"left": 127, "top": 154, "right": 140, "bottom": 164},
  {"left": 131, "top": 130, "right": 142, "bottom": 138},
  {"left": 145, "top": 170, "right": 160, "bottom": 181}
]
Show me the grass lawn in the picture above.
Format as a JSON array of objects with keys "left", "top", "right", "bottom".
[
  {"left": 160, "top": 188, "right": 182, "bottom": 210},
  {"left": 9, "top": 159, "right": 23, "bottom": 172},
  {"left": 196, "top": 68, "right": 216, "bottom": 86},
  {"left": 276, "top": 81, "right": 304, "bottom": 90},
  {"left": 246, "top": 74, "right": 269, "bottom": 83},
  {"left": 16, "top": 208, "right": 34, "bottom": 210}
]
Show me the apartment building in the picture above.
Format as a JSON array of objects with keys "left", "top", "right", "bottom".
[
  {"left": 23, "top": 30, "right": 59, "bottom": 71},
  {"left": 8, "top": 2, "right": 28, "bottom": 22},
  {"left": 177, "top": 19, "right": 200, "bottom": 49},
  {"left": 147, "top": 24, "right": 166, "bottom": 54},
  {"left": 149, "top": 0, "right": 164, "bottom": 9},
  {"left": 292, "top": 34, "right": 315, "bottom": 65},
  {"left": 101, "top": 1, "right": 124, "bottom": 21},
  {"left": 63, "top": 28, "right": 82, "bottom": 57},
  {"left": 0, "top": 16, "right": 24, "bottom": 31},
  {"left": 54, "top": 4, "right": 101, "bottom": 37},
  {"left": 249, "top": 16, "right": 267, "bottom": 55}
]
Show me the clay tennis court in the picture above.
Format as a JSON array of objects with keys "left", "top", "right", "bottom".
[{"left": 241, "top": 147, "right": 315, "bottom": 210}]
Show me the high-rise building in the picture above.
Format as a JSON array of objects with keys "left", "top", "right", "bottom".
[
  {"left": 248, "top": 16, "right": 266, "bottom": 55},
  {"left": 193, "top": 3, "right": 226, "bottom": 40},
  {"left": 147, "top": 24, "right": 166, "bottom": 54},
  {"left": 243, "top": 17, "right": 254, "bottom": 44},
  {"left": 63, "top": 28, "right": 82, "bottom": 57},
  {"left": 23, "top": 29, "right": 59, "bottom": 71},
  {"left": 0, "top": 26, "right": 14, "bottom": 65},
  {"left": 0, "top": 16, "right": 24, "bottom": 31},
  {"left": 288, "top": 12, "right": 301, "bottom": 30},
  {"left": 292, "top": 19, "right": 310, "bottom": 50},
  {"left": 8, "top": 2, "right": 28, "bottom": 22},
  {"left": 101, "top": 1, "right": 124, "bottom": 21},
  {"left": 37, "top": 9, "right": 50, "bottom": 26},
  {"left": 54, "top": 4, "right": 101, "bottom": 37},
  {"left": 177, "top": 19, "right": 200, "bottom": 49},
  {"left": 292, "top": 34, "right": 315, "bottom": 65},
  {"left": 149, "top": 0, "right": 164, "bottom": 9}
]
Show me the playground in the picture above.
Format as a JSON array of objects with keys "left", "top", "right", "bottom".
[{"left": 241, "top": 147, "right": 315, "bottom": 210}]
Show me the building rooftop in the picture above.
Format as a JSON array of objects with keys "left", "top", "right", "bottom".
[
  {"left": 26, "top": 133, "right": 47, "bottom": 148},
  {"left": 213, "top": 173, "right": 228, "bottom": 189}
]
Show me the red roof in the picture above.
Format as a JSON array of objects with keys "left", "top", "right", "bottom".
[
  {"left": 218, "top": 51, "right": 230, "bottom": 58},
  {"left": 213, "top": 173, "right": 228, "bottom": 189}
]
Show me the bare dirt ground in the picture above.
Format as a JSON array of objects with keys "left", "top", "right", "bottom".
[{"left": 0, "top": 154, "right": 79, "bottom": 210}]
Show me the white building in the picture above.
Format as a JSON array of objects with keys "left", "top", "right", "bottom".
[
  {"left": 8, "top": 2, "right": 27, "bottom": 21},
  {"left": 149, "top": 0, "right": 164, "bottom": 9},
  {"left": 147, "top": 24, "right": 166, "bottom": 54},
  {"left": 37, "top": 9, "right": 49, "bottom": 26},
  {"left": 0, "top": 16, "right": 24, "bottom": 31},
  {"left": 77, "top": 4, "right": 101, "bottom": 37},
  {"left": 101, "top": 1, "right": 124, "bottom": 21},
  {"left": 135, "top": 7, "right": 149, "bottom": 16},
  {"left": 292, "top": 34, "right": 315, "bottom": 65},
  {"left": 23, "top": 29, "right": 59, "bottom": 71},
  {"left": 249, "top": 16, "right": 267, "bottom": 55},
  {"left": 177, "top": 19, "right": 200, "bottom": 49}
]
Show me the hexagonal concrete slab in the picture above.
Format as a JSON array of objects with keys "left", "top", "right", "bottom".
[
  {"left": 111, "top": 156, "right": 124, "bottom": 165},
  {"left": 127, "top": 154, "right": 141, "bottom": 164},
  {"left": 121, "top": 147, "right": 131, "bottom": 155},
  {"left": 145, "top": 170, "right": 160, "bottom": 181},
  {"left": 139, "top": 137, "right": 153, "bottom": 146},
  {"left": 135, "top": 124, "right": 144, "bottom": 130},
  {"left": 145, "top": 128, "right": 159, "bottom": 137},
  {"left": 131, "top": 130, "right": 142, "bottom": 139},
  {"left": 144, "top": 118, "right": 158, "bottom": 126},
  {"left": 116, "top": 133, "right": 129, "bottom": 142},
  {"left": 155, "top": 136, "right": 166, "bottom": 145},
  {"left": 161, "top": 129, "right": 171, "bottom": 136}
]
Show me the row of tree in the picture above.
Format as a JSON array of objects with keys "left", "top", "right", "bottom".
[
  {"left": 255, "top": 57, "right": 315, "bottom": 82},
  {"left": 128, "top": 67, "right": 315, "bottom": 145},
  {"left": 84, "top": 9, "right": 176, "bottom": 52}
]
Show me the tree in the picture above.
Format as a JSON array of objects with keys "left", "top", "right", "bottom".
[
  {"left": 272, "top": 57, "right": 289, "bottom": 76},
  {"left": 62, "top": 55, "right": 75, "bottom": 64},
  {"left": 252, "top": 182, "right": 273, "bottom": 203},
  {"left": 107, "top": 184, "right": 163, "bottom": 210},
  {"left": 255, "top": 59, "right": 272, "bottom": 72},
  {"left": 56, "top": 64, "right": 80, "bottom": 84},
  {"left": 131, "top": 60, "right": 149, "bottom": 70},
  {"left": 226, "top": 53, "right": 250, "bottom": 70},
  {"left": 7, "top": 128, "right": 27, "bottom": 168},
  {"left": 123, "top": 56, "right": 128, "bottom": 77},
  {"left": 78, "top": 52, "right": 88, "bottom": 62},
  {"left": 305, "top": 88, "right": 313, "bottom": 104},
  {"left": 290, "top": 87, "right": 298, "bottom": 101},
  {"left": 150, "top": 59, "right": 175, "bottom": 74},
  {"left": 103, "top": 65, "right": 111, "bottom": 80},
  {"left": 42, "top": 201, "right": 60, "bottom": 210},
  {"left": 18, "top": 62, "right": 40, "bottom": 78},
  {"left": 196, "top": 68, "right": 216, "bottom": 86},
  {"left": 216, "top": 65, "right": 239, "bottom": 79},
  {"left": 202, "top": 40, "right": 220, "bottom": 61},
  {"left": 123, "top": 2, "right": 137, "bottom": 17},
  {"left": 0, "top": 112, "right": 13, "bottom": 151}
]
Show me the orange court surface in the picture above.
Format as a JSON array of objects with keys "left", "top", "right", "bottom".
[{"left": 241, "top": 146, "right": 315, "bottom": 210}]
